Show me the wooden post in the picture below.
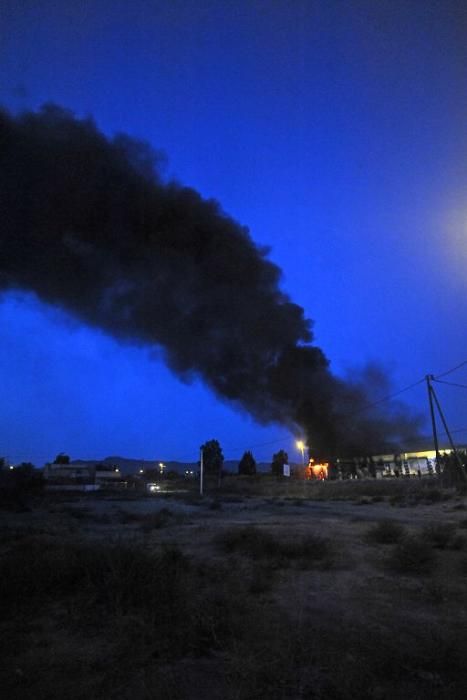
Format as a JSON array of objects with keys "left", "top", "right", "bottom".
[
  {"left": 200, "top": 448, "right": 204, "bottom": 497},
  {"left": 426, "top": 375, "right": 441, "bottom": 476}
]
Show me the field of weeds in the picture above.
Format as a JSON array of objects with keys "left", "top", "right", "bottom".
[{"left": 1, "top": 478, "right": 467, "bottom": 699}]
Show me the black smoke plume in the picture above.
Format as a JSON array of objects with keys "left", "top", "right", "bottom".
[{"left": 0, "top": 105, "right": 421, "bottom": 457}]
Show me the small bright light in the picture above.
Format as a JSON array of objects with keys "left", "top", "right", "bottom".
[
  {"left": 9, "top": 466, "right": 14, "bottom": 470},
  {"left": 139, "top": 469, "right": 144, "bottom": 474},
  {"left": 296, "top": 440, "right": 304, "bottom": 451},
  {"left": 115, "top": 468, "right": 120, "bottom": 473}
]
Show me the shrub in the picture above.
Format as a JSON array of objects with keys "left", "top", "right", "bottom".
[
  {"left": 421, "top": 522, "right": 458, "bottom": 549},
  {"left": 0, "top": 535, "right": 257, "bottom": 660},
  {"left": 114, "top": 507, "right": 185, "bottom": 530},
  {"left": 215, "top": 526, "right": 333, "bottom": 568},
  {"left": 422, "top": 488, "right": 444, "bottom": 503},
  {"left": 115, "top": 509, "right": 142, "bottom": 524},
  {"left": 450, "top": 534, "right": 467, "bottom": 550},
  {"left": 385, "top": 536, "right": 437, "bottom": 575},
  {"left": 216, "top": 526, "right": 278, "bottom": 558},
  {"left": 0, "top": 536, "right": 186, "bottom": 611},
  {"left": 278, "top": 535, "right": 333, "bottom": 566},
  {"left": 365, "top": 520, "right": 406, "bottom": 545},
  {"left": 217, "top": 495, "right": 243, "bottom": 504},
  {"left": 209, "top": 499, "right": 222, "bottom": 510},
  {"left": 0, "top": 464, "right": 44, "bottom": 510},
  {"left": 458, "top": 556, "right": 467, "bottom": 575},
  {"left": 61, "top": 506, "right": 91, "bottom": 520},
  {"left": 422, "top": 580, "right": 447, "bottom": 604},
  {"left": 355, "top": 496, "right": 372, "bottom": 506},
  {"left": 389, "top": 494, "right": 403, "bottom": 506},
  {"left": 139, "top": 508, "right": 180, "bottom": 531}
]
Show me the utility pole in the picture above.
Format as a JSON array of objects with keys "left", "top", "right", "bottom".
[
  {"left": 430, "top": 381, "right": 466, "bottom": 482},
  {"left": 426, "top": 374, "right": 466, "bottom": 483},
  {"left": 199, "top": 447, "right": 204, "bottom": 497},
  {"left": 426, "top": 375, "right": 441, "bottom": 476}
]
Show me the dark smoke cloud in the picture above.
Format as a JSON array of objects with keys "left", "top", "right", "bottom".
[{"left": 0, "top": 104, "right": 422, "bottom": 457}]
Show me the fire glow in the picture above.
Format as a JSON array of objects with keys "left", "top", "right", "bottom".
[{"left": 306, "top": 459, "right": 329, "bottom": 480}]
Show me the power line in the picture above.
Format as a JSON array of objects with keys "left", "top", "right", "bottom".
[
  {"left": 0, "top": 374, "right": 437, "bottom": 463},
  {"left": 448, "top": 427, "right": 467, "bottom": 436},
  {"left": 435, "top": 360, "right": 467, "bottom": 380},
  {"left": 225, "top": 378, "right": 428, "bottom": 454},
  {"left": 354, "top": 377, "right": 425, "bottom": 414},
  {"left": 433, "top": 379, "right": 467, "bottom": 390},
  {"left": 5, "top": 362, "right": 467, "bottom": 464},
  {"left": 228, "top": 360, "right": 467, "bottom": 453},
  {"left": 227, "top": 435, "right": 292, "bottom": 451}
]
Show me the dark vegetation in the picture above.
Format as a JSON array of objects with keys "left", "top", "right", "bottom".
[
  {"left": 191, "top": 472, "right": 460, "bottom": 505},
  {"left": 384, "top": 535, "right": 438, "bottom": 575},
  {"left": 200, "top": 439, "right": 224, "bottom": 477},
  {"left": 1, "top": 479, "right": 467, "bottom": 698},
  {"left": 0, "top": 463, "right": 44, "bottom": 511},
  {"left": 365, "top": 519, "right": 407, "bottom": 544},
  {"left": 215, "top": 525, "right": 334, "bottom": 568},
  {"left": 421, "top": 522, "right": 465, "bottom": 550},
  {"left": 271, "top": 449, "right": 289, "bottom": 477},
  {"left": 237, "top": 450, "right": 256, "bottom": 476},
  {"left": 365, "top": 516, "right": 466, "bottom": 576}
]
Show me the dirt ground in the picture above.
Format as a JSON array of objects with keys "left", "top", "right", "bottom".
[{"left": 1, "top": 481, "right": 467, "bottom": 699}]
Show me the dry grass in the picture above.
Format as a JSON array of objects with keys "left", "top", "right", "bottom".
[
  {"left": 384, "top": 535, "right": 438, "bottom": 575},
  {"left": 1, "top": 486, "right": 467, "bottom": 699},
  {"left": 365, "top": 519, "right": 407, "bottom": 544},
  {"left": 421, "top": 522, "right": 465, "bottom": 550},
  {"left": 215, "top": 525, "right": 334, "bottom": 569}
]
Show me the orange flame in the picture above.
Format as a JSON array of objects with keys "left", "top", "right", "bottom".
[{"left": 306, "top": 460, "right": 328, "bottom": 480}]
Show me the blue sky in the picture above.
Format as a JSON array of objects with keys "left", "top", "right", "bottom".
[{"left": 1, "top": 0, "right": 466, "bottom": 466}]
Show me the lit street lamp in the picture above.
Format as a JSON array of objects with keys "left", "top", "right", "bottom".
[{"left": 296, "top": 440, "right": 306, "bottom": 465}]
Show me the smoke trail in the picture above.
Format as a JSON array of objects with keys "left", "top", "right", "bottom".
[{"left": 0, "top": 104, "right": 421, "bottom": 456}]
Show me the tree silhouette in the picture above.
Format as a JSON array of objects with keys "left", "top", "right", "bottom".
[
  {"left": 53, "top": 453, "right": 70, "bottom": 464},
  {"left": 238, "top": 450, "right": 256, "bottom": 476},
  {"left": 271, "top": 449, "right": 288, "bottom": 476},
  {"left": 200, "top": 439, "right": 224, "bottom": 477}
]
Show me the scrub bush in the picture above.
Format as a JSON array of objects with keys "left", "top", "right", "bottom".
[
  {"left": 421, "top": 522, "right": 459, "bottom": 549},
  {"left": 215, "top": 526, "right": 333, "bottom": 568},
  {"left": 385, "top": 536, "right": 437, "bottom": 575},
  {"left": 365, "top": 519, "right": 407, "bottom": 545}
]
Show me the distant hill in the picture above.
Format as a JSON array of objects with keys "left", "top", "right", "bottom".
[{"left": 71, "top": 455, "right": 275, "bottom": 475}]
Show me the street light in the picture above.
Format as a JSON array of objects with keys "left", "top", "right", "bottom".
[{"left": 296, "top": 440, "right": 305, "bottom": 465}]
